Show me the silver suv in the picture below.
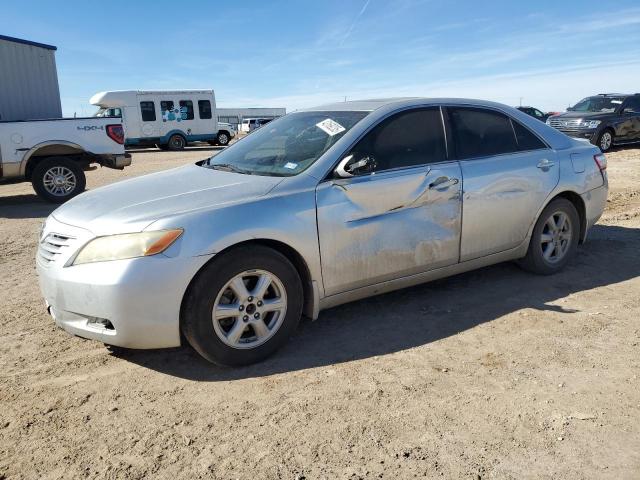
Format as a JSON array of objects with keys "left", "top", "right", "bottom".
[{"left": 37, "top": 98, "right": 608, "bottom": 366}]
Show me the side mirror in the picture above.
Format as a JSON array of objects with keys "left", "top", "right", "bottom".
[{"left": 335, "top": 154, "right": 377, "bottom": 178}]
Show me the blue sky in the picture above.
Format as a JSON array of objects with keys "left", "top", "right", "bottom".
[{"left": 4, "top": 0, "right": 640, "bottom": 116}]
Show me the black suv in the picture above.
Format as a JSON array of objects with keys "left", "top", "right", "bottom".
[
  {"left": 516, "top": 106, "right": 551, "bottom": 122},
  {"left": 547, "top": 93, "right": 640, "bottom": 152}
]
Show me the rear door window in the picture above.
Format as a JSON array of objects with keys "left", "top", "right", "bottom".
[
  {"left": 140, "top": 101, "right": 156, "bottom": 122},
  {"left": 512, "top": 121, "right": 547, "bottom": 151},
  {"left": 448, "top": 107, "right": 518, "bottom": 159}
]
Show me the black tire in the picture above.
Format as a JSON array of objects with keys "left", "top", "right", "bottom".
[
  {"left": 167, "top": 134, "right": 186, "bottom": 151},
  {"left": 216, "top": 131, "right": 230, "bottom": 146},
  {"left": 519, "top": 198, "right": 580, "bottom": 275},
  {"left": 156, "top": 143, "right": 170, "bottom": 151},
  {"left": 182, "top": 245, "right": 303, "bottom": 366},
  {"left": 31, "top": 157, "right": 86, "bottom": 203},
  {"left": 596, "top": 129, "right": 614, "bottom": 152}
]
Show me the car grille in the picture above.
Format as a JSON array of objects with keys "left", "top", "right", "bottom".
[
  {"left": 38, "top": 233, "right": 77, "bottom": 265},
  {"left": 548, "top": 118, "right": 582, "bottom": 130}
]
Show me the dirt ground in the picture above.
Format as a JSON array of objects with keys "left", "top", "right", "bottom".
[{"left": 1, "top": 145, "right": 639, "bottom": 480}]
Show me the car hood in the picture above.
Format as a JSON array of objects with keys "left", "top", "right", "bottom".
[
  {"left": 52, "top": 163, "right": 283, "bottom": 234},
  {"left": 551, "top": 111, "right": 618, "bottom": 121}
]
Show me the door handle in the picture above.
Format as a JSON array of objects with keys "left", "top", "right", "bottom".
[
  {"left": 429, "top": 176, "right": 459, "bottom": 190},
  {"left": 537, "top": 158, "right": 555, "bottom": 169}
]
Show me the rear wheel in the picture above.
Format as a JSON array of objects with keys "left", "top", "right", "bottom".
[
  {"left": 596, "top": 129, "right": 614, "bottom": 152},
  {"left": 519, "top": 198, "right": 580, "bottom": 275},
  {"left": 182, "top": 245, "right": 303, "bottom": 366},
  {"left": 31, "top": 157, "right": 86, "bottom": 203},
  {"left": 216, "top": 131, "right": 230, "bottom": 146},
  {"left": 167, "top": 134, "right": 186, "bottom": 151}
]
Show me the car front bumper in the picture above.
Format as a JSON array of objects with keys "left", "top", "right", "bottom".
[
  {"left": 555, "top": 128, "right": 598, "bottom": 142},
  {"left": 37, "top": 222, "right": 212, "bottom": 349}
]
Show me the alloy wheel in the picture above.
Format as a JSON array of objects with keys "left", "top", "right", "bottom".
[
  {"left": 42, "top": 166, "right": 77, "bottom": 197},
  {"left": 212, "top": 269, "right": 287, "bottom": 349},
  {"left": 540, "top": 211, "right": 572, "bottom": 264},
  {"left": 600, "top": 131, "right": 612, "bottom": 151}
]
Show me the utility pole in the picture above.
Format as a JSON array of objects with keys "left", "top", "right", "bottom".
[{"left": 519, "top": 97, "right": 523, "bottom": 106}]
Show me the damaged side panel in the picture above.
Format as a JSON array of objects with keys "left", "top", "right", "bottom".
[{"left": 316, "top": 162, "right": 463, "bottom": 296}]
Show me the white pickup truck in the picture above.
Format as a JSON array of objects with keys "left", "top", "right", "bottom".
[{"left": 0, "top": 117, "right": 131, "bottom": 202}]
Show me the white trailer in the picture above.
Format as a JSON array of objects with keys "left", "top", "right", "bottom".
[{"left": 90, "top": 90, "right": 235, "bottom": 150}]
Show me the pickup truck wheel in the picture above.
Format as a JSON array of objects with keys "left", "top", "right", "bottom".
[
  {"left": 216, "top": 132, "right": 230, "bottom": 146},
  {"left": 167, "top": 134, "right": 186, "bottom": 151},
  {"left": 156, "top": 143, "right": 170, "bottom": 151},
  {"left": 32, "top": 157, "right": 86, "bottom": 203},
  {"left": 182, "top": 245, "right": 303, "bottom": 366},
  {"left": 596, "top": 129, "right": 614, "bottom": 152}
]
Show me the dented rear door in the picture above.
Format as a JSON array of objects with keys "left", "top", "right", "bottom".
[{"left": 316, "top": 162, "right": 462, "bottom": 296}]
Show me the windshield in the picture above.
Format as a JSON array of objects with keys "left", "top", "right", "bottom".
[
  {"left": 571, "top": 96, "right": 625, "bottom": 113},
  {"left": 204, "top": 111, "right": 369, "bottom": 176}
]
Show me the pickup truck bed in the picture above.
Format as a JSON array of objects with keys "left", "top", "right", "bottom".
[{"left": 0, "top": 116, "right": 131, "bottom": 202}]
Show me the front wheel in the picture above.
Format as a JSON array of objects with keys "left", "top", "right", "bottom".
[
  {"left": 31, "top": 157, "right": 86, "bottom": 203},
  {"left": 519, "top": 198, "right": 580, "bottom": 275},
  {"left": 596, "top": 129, "right": 614, "bottom": 152},
  {"left": 182, "top": 245, "right": 303, "bottom": 366}
]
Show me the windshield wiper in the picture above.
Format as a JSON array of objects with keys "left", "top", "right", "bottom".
[{"left": 209, "top": 163, "right": 251, "bottom": 174}]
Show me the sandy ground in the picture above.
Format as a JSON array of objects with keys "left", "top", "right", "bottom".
[{"left": 1, "top": 145, "right": 639, "bottom": 480}]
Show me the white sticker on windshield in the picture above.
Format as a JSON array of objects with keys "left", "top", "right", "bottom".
[
  {"left": 316, "top": 118, "right": 346, "bottom": 136},
  {"left": 611, "top": 100, "right": 623, "bottom": 104},
  {"left": 284, "top": 162, "right": 298, "bottom": 169}
]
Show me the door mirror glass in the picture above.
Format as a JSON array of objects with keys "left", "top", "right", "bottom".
[{"left": 335, "top": 154, "right": 377, "bottom": 178}]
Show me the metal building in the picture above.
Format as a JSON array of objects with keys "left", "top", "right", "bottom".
[
  {"left": 216, "top": 107, "right": 286, "bottom": 129},
  {"left": 0, "top": 35, "right": 62, "bottom": 122}
]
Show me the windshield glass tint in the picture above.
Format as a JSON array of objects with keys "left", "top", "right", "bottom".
[
  {"left": 204, "top": 111, "right": 369, "bottom": 176},
  {"left": 571, "top": 96, "right": 624, "bottom": 113}
]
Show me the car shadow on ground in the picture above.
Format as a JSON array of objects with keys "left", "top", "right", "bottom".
[
  {"left": 112, "top": 223, "right": 640, "bottom": 381},
  {"left": 0, "top": 194, "right": 57, "bottom": 219}
]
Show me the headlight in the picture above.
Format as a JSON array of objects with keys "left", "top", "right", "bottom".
[
  {"left": 545, "top": 118, "right": 552, "bottom": 125},
  {"left": 579, "top": 119, "right": 601, "bottom": 129},
  {"left": 72, "top": 229, "right": 183, "bottom": 266}
]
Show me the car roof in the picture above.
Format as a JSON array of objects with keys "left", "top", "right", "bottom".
[{"left": 303, "top": 97, "right": 518, "bottom": 112}]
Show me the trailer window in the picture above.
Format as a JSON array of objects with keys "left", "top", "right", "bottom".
[
  {"left": 140, "top": 102, "right": 156, "bottom": 122},
  {"left": 198, "top": 100, "right": 212, "bottom": 119},
  {"left": 179, "top": 100, "right": 194, "bottom": 120},
  {"left": 160, "top": 101, "right": 174, "bottom": 113}
]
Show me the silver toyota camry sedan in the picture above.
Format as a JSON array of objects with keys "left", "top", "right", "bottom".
[{"left": 37, "top": 98, "right": 608, "bottom": 366}]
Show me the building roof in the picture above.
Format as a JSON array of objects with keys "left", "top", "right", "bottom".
[{"left": 0, "top": 34, "right": 57, "bottom": 51}]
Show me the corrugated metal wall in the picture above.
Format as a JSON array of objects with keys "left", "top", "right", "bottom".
[{"left": 0, "top": 38, "right": 62, "bottom": 121}]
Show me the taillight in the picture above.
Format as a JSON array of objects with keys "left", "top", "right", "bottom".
[
  {"left": 593, "top": 153, "right": 607, "bottom": 172},
  {"left": 106, "top": 124, "right": 124, "bottom": 144}
]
